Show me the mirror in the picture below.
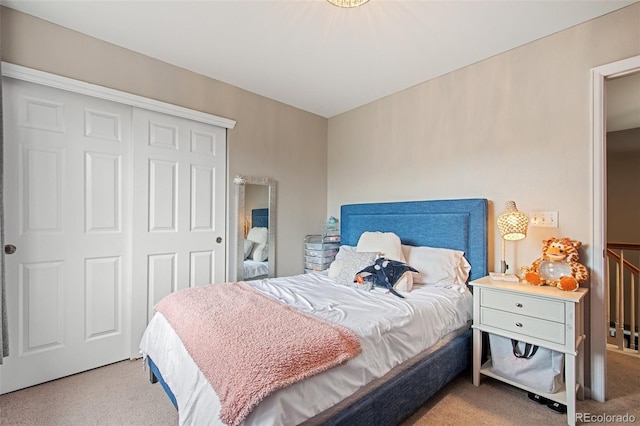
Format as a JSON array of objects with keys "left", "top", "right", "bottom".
[{"left": 234, "top": 175, "right": 277, "bottom": 280}]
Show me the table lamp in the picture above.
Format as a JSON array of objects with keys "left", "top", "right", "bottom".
[{"left": 497, "top": 201, "right": 529, "bottom": 273}]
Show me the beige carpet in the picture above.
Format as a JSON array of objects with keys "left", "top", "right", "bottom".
[
  {"left": 403, "top": 349, "right": 640, "bottom": 426},
  {"left": 1, "top": 350, "right": 638, "bottom": 425},
  {"left": 0, "top": 360, "right": 178, "bottom": 426}
]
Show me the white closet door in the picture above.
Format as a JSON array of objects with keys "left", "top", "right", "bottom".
[
  {"left": 1, "top": 78, "right": 132, "bottom": 393},
  {"left": 130, "top": 107, "right": 226, "bottom": 353}
]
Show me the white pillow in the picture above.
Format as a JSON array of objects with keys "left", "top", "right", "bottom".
[
  {"left": 246, "top": 227, "right": 268, "bottom": 245},
  {"left": 394, "top": 270, "right": 414, "bottom": 292},
  {"left": 246, "top": 227, "right": 269, "bottom": 262},
  {"left": 356, "top": 232, "right": 405, "bottom": 262},
  {"left": 243, "top": 239, "right": 254, "bottom": 260},
  {"left": 401, "top": 244, "right": 470, "bottom": 285},
  {"left": 252, "top": 242, "right": 268, "bottom": 262},
  {"left": 328, "top": 260, "right": 343, "bottom": 278}
]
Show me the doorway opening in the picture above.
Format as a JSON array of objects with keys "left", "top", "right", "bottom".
[{"left": 591, "top": 55, "right": 640, "bottom": 402}]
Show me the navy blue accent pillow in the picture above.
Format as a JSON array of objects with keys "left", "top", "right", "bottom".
[{"left": 356, "top": 258, "right": 417, "bottom": 298}]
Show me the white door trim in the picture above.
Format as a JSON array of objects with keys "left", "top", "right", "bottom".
[
  {"left": 590, "top": 54, "right": 640, "bottom": 402},
  {"left": 1, "top": 62, "right": 236, "bottom": 129}
]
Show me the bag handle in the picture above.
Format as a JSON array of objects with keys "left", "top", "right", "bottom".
[{"left": 511, "top": 339, "right": 539, "bottom": 359}]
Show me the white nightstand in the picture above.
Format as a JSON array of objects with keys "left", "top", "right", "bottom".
[{"left": 469, "top": 276, "right": 588, "bottom": 426}]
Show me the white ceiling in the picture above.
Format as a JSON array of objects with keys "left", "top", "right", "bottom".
[{"left": 3, "top": 0, "right": 637, "bottom": 119}]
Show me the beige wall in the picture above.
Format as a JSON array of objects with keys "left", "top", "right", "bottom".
[
  {"left": 4, "top": 5, "right": 636, "bottom": 277},
  {"left": 0, "top": 7, "right": 328, "bottom": 277},
  {"left": 245, "top": 184, "right": 270, "bottom": 222},
  {"left": 607, "top": 128, "right": 640, "bottom": 244},
  {"left": 327, "top": 3, "right": 640, "bottom": 391},
  {"left": 606, "top": 128, "right": 640, "bottom": 332},
  {"left": 328, "top": 3, "right": 640, "bottom": 277}
]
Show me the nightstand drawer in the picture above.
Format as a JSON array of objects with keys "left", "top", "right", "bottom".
[
  {"left": 480, "top": 307, "right": 565, "bottom": 345},
  {"left": 481, "top": 288, "right": 565, "bottom": 323}
]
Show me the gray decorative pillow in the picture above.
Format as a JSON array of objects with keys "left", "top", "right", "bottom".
[
  {"left": 336, "top": 250, "right": 378, "bottom": 289},
  {"left": 243, "top": 239, "right": 254, "bottom": 260},
  {"left": 328, "top": 245, "right": 356, "bottom": 278}
]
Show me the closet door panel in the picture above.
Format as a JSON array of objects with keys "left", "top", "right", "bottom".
[
  {"left": 85, "top": 151, "right": 122, "bottom": 233},
  {"left": 131, "top": 108, "right": 226, "bottom": 350},
  {"left": 2, "top": 68, "right": 230, "bottom": 390},
  {"left": 2, "top": 78, "right": 132, "bottom": 394},
  {"left": 191, "top": 164, "right": 215, "bottom": 231},
  {"left": 148, "top": 159, "right": 178, "bottom": 232}
]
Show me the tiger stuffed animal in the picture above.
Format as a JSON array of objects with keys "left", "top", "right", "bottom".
[{"left": 521, "top": 237, "right": 588, "bottom": 292}]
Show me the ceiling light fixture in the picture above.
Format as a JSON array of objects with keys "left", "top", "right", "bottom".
[{"left": 327, "top": 0, "right": 369, "bottom": 8}]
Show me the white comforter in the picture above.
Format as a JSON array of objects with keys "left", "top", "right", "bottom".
[
  {"left": 139, "top": 272, "right": 473, "bottom": 426},
  {"left": 243, "top": 259, "right": 269, "bottom": 279}
]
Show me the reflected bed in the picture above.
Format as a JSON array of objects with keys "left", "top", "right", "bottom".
[{"left": 243, "top": 208, "right": 269, "bottom": 279}]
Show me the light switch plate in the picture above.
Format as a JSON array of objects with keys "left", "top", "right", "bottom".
[{"left": 529, "top": 211, "right": 558, "bottom": 228}]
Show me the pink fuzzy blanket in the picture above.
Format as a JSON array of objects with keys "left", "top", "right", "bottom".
[{"left": 154, "top": 281, "right": 361, "bottom": 426}]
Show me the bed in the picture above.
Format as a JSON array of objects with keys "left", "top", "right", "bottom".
[
  {"left": 243, "top": 208, "right": 270, "bottom": 279},
  {"left": 141, "top": 198, "right": 488, "bottom": 425}
]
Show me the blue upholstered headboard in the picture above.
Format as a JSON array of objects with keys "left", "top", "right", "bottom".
[
  {"left": 340, "top": 199, "right": 488, "bottom": 281},
  {"left": 252, "top": 208, "right": 269, "bottom": 229}
]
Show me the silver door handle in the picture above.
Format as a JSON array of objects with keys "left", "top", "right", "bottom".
[{"left": 4, "top": 244, "right": 16, "bottom": 255}]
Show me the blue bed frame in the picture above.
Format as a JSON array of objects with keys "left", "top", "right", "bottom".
[
  {"left": 148, "top": 198, "right": 488, "bottom": 424},
  {"left": 308, "top": 198, "right": 487, "bottom": 425}
]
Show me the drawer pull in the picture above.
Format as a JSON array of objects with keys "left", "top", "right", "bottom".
[
  {"left": 515, "top": 303, "right": 523, "bottom": 308},
  {"left": 515, "top": 322, "right": 523, "bottom": 327}
]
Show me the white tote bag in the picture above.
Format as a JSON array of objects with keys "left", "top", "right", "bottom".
[{"left": 489, "top": 334, "right": 564, "bottom": 393}]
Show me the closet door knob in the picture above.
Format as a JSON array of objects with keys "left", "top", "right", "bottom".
[
  {"left": 216, "top": 237, "right": 223, "bottom": 243},
  {"left": 4, "top": 244, "right": 17, "bottom": 255}
]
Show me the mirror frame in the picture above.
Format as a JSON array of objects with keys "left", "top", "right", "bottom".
[{"left": 234, "top": 175, "right": 277, "bottom": 280}]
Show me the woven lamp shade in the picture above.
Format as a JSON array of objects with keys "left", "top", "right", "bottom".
[{"left": 497, "top": 201, "right": 528, "bottom": 241}]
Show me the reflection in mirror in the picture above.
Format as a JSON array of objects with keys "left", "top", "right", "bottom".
[{"left": 234, "top": 176, "right": 276, "bottom": 280}]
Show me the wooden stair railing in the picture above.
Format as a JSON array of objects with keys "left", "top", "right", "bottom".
[{"left": 606, "top": 242, "right": 640, "bottom": 355}]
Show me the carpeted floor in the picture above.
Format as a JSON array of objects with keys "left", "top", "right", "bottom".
[
  {"left": 0, "top": 350, "right": 638, "bottom": 425},
  {"left": 0, "top": 359, "right": 178, "bottom": 426},
  {"left": 403, "top": 349, "right": 640, "bottom": 426}
]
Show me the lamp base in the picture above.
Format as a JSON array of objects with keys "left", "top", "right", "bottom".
[
  {"left": 500, "top": 260, "right": 508, "bottom": 274},
  {"left": 489, "top": 272, "right": 520, "bottom": 282}
]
